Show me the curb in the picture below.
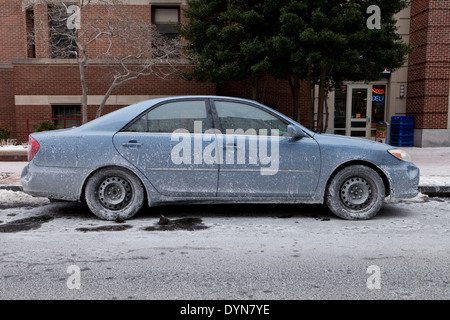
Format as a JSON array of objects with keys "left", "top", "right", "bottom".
[
  {"left": 418, "top": 186, "right": 450, "bottom": 197},
  {"left": 0, "top": 185, "right": 22, "bottom": 192},
  {"left": 0, "top": 150, "right": 28, "bottom": 162}
]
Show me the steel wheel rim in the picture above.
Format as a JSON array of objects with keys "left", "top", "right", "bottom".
[
  {"left": 98, "top": 176, "right": 132, "bottom": 210},
  {"left": 340, "top": 176, "right": 373, "bottom": 210}
]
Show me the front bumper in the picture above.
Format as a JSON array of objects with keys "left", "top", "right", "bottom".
[{"left": 384, "top": 161, "right": 420, "bottom": 199}]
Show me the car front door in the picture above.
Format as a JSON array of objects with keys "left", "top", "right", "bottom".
[
  {"left": 113, "top": 99, "right": 218, "bottom": 197},
  {"left": 211, "top": 99, "right": 321, "bottom": 198}
]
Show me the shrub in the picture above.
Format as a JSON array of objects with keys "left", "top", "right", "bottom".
[
  {"left": 0, "top": 126, "right": 12, "bottom": 142},
  {"left": 34, "top": 121, "right": 59, "bottom": 132}
]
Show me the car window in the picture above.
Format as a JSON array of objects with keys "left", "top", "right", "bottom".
[
  {"left": 214, "top": 101, "right": 288, "bottom": 136},
  {"left": 124, "top": 100, "right": 207, "bottom": 133}
]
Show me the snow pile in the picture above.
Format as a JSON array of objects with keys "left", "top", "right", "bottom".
[{"left": 0, "top": 189, "right": 49, "bottom": 205}]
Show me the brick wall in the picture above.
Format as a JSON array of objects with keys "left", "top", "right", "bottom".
[
  {"left": 13, "top": 63, "right": 215, "bottom": 96},
  {"left": 0, "top": 0, "right": 27, "bottom": 63},
  {"left": 406, "top": 0, "right": 450, "bottom": 129},
  {"left": 0, "top": 67, "right": 16, "bottom": 135}
]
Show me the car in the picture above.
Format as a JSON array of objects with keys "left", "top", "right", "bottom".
[{"left": 21, "top": 96, "right": 419, "bottom": 220}]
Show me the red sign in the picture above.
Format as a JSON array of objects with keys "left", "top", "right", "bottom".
[
  {"left": 376, "top": 127, "right": 386, "bottom": 139},
  {"left": 376, "top": 127, "right": 386, "bottom": 143},
  {"left": 372, "top": 88, "right": 385, "bottom": 95}
]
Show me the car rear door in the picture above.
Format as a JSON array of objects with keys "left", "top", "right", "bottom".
[{"left": 113, "top": 99, "right": 219, "bottom": 197}]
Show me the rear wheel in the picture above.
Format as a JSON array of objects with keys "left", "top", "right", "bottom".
[
  {"left": 325, "top": 165, "right": 385, "bottom": 220},
  {"left": 84, "top": 167, "right": 145, "bottom": 220}
]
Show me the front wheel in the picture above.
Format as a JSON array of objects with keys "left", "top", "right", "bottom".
[
  {"left": 84, "top": 167, "right": 145, "bottom": 220},
  {"left": 325, "top": 165, "right": 385, "bottom": 220}
]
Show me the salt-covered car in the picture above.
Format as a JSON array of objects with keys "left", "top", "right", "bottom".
[{"left": 21, "top": 96, "right": 419, "bottom": 220}]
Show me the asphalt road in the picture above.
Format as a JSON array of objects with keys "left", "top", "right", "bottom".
[{"left": 0, "top": 189, "right": 449, "bottom": 301}]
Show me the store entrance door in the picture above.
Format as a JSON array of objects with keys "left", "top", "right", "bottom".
[
  {"left": 347, "top": 85, "right": 371, "bottom": 138},
  {"left": 343, "top": 84, "right": 386, "bottom": 139}
]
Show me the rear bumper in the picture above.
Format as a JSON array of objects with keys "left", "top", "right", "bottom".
[{"left": 21, "top": 162, "right": 89, "bottom": 201}]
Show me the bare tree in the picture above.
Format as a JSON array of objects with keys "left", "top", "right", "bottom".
[{"left": 25, "top": 0, "right": 182, "bottom": 124}]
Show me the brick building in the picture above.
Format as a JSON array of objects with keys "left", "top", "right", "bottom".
[
  {"left": 406, "top": 0, "right": 450, "bottom": 146},
  {"left": 0, "top": 0, "right": 218, "bottom": 142},
  {"left": 0, "top": 0, "right": 449, "bottom": 146}
]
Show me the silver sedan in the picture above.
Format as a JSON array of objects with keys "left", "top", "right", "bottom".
[{"left": 21, "top": 96, "right": 419, "bottom": 220}]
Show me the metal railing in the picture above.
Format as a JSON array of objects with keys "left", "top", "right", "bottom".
[{"left": 0, "top": 118, "right": 87, "bottom": 143}]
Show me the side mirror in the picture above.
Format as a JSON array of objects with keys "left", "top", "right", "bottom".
[{"left": 287, "top": 124, "right": 305, "bottom": 139}]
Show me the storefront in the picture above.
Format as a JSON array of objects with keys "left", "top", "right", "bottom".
[{"left": 332, "top": 80, "right": 389, "bottom": 140}]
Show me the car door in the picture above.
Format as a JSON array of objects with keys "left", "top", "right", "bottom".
[
  {"left": 211, "top": 99, "right": 321, "bottom": 198},
  {"left": 113, "top": 99, "right": 218, "bottom": 197}
]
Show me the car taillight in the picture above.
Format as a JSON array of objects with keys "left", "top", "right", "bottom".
[{"left": 28, "top": 136, "right": 40, "bottom": 162}]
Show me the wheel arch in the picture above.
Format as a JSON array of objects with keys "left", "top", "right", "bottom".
[{"left": 325, "top": 160, "right": 391, "bottom": 198}]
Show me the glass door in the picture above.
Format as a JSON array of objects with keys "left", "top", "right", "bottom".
[
  {"left": 370, "top": 85, "right": 387, "bottom": 139},
  {"left": 347, "top": 85, "right": 372, "bottom": 138}
]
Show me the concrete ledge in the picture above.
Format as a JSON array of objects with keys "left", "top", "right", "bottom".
[
  {"left": 414, "top": 129, "right": 450, "bottom": 147},
  {"left": 0, "top": 150, "right": 27, "bottom": 161}
]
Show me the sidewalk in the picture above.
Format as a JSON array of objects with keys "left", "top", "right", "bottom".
[
  {"left": 401, "top": 147, "right": 450, "bottom": 196},
  {"left": 0, "top": 147, "right": 449, "bottom": 195}
]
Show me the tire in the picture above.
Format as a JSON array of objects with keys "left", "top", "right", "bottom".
[
  {"left": 84, "top": 167, "right": 145, "bottom": 221},
  {"left": 325, "top": 165, "right": 385, "bottom": 220}
]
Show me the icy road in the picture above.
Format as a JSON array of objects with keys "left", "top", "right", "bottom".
[{"left": 0, "top": 189, "right": 449, "bottom": 300}]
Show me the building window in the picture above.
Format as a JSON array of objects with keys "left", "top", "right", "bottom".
[
  {"left": 52, "top": 105, "right": 81, "bottom": 128},
  {"left": 26, "top": 9, "right": 36, "bottom": 58},
  {"left": 152, "top": 6, "right": 180, "bottom": 39},
  {"left": 49, "top": 5, "right": 78, "bottom": 59},
  {"left": 333, "top": 86, "right": 347, "bottom": 135}
]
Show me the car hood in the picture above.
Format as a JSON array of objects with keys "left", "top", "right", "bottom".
[{"left": 314, "top": 133, "right": 395, "bottom": 152}]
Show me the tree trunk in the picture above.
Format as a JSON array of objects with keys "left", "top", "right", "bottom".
[
  {"left": 307, "top": 64, "right": 314, "bottom": 131},
  {"left": 96, "top": 83, "right": 117, "bottom": 119},
  {"left": 324, "top": 90, "right": 329, "bottom": 133},
  {"left": 78, "top": 54, "right": 88, "bottom": 124},
  {"left": 323, "top": 68, "right": 334, "bottom": 133},
  {"left": 317, "top": 67, "right": 327, "bottom": 133},
  {"left": 259, "top": 75, "right": 268, "bottom": 104},
  {"left": 251, "top": 75, "right": 258, "bottom": 102},
  {"left": 287, "top": 75, "right": 301, "bottom": 123}
]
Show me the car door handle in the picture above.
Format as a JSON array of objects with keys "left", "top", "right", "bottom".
[
  {"left": 222, "top": 142, "right": 238, "bottom": 149},
  {"left": 122, "top": 140, "right": 142, "bottom": 148}
]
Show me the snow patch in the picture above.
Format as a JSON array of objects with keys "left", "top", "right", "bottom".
[
  {"left": 0, "top": 145, "right": 27, "bottom": 151},
  {"left": 0, "top": 189, "right": 49, "bottom": 205},
  {"left": 420, "top": 175, "right": 450, "bottom": 186}
]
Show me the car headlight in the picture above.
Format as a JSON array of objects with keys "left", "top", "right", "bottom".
[{"left": 388, "top": 149, "right": 412, "bottom": 162}]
